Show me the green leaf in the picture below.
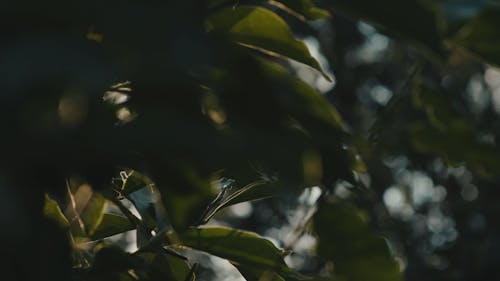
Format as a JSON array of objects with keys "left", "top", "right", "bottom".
[
  {"left": 121, "top": 170, "right": 154, "bottom": 197},
  {"left": 180, "top": 226, "right": 301, "bottom": 279},
  {"left": 44, "top": 194, "right": 70, "bottom": 229},
  {"left": 138, "top": 252, "right": 195, "bottom": 281},
  {"left": 81, "top": 193, "right": 106, "bottom": 236},
  {"left": 258, "top": 60, "right": 353, "bottom": 185},
  {"left": 451, "top": 10, "right": 500, "bottom": 67},
  {"left": 127, "top": 187, "right": 158, "bottom": 230},
  {"left": 207, "top": 5, "right": 331, "bottom": 80},
  {"left": 260, "top": 60, "right": 343, "bottom": 130},
  {"left": 271, "top": 0, "right": 330, "bottom": 20},
  {"left": 199, "top": 180, "right": 275, "bottom": 224},
  {"left": 234, "top": 263, "right": 285, "bottom": 281},
  {"left": 328, "top": 0, "right": 444, "bottom": 57},
  {"left": 91, "top": 213, "right": 136, "bottom": 240},
  {"left": 314, "top": 201, "right": 402, "bottom": 281},
  {"left": 89, "top": 246, "right": 144, "bottom": 281},
  {"left": 207, "top": 0, "right": 330, "bottom": 21}
]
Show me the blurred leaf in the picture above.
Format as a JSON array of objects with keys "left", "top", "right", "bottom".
[
  {"left": 138, "top": 252, "right": 194, "bottom": 281},
  {"left": 156, "top": 166, "right": 213, "bottom": 231},
  {"left": 328, "top": 0, "right": 444, "bottom": 57},
  {"left": 208, "top": 0, "right": 330, "bottom": 20},
  {"left": 207, "top": 5, "right": 331, "bottom": 80},
  {"left": 180, "top": 226, "right": 303, "bottom": 279},
  {"left": 234, "top": 263, "right": 285, "bottom": 281},
  {"left": 81, "top": 193, "right": 106, "bottom": 236},
  {"left": 88, "top": 246, "right": 144, "bottom": 281},
  {"left": 451, "top": 10, "right": 500, "bottom": 66},
  {"left": 270, "top": 0, "right": 330, "bottom": 20},
  {"left": 259, "top": 60, "right": 343, "bottom": 130},
  {"left": 409, "top": 121, "right": 500, "bottom": 178},
  {"left": 91, "top": 213, "right": 135, "bottom": 240},
  {"left": 44, "top": 194, "right": 70, "bottom": 229},
  {"left": 314, "top": 201, "right": 402, "bottom": 281}
]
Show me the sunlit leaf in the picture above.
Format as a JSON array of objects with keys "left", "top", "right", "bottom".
[
  {"left": 207, "top": 5, "right": 331, "bottom": 80},
  {"left": 270, "top": 0, "right": 330, "bottom": 20},
  {"left": 44, "top": 194, "right": 70, "bottom": 229},
  {"left": 180, "top": 226, "right": 304, "bottom": 279},
  {"left": 81, "top": 193, "right": 106, "bottom": 236}
]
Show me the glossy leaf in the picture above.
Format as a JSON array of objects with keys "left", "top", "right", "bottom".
[
  {"left": 207, "top": 5, "right": 331, "bottom": 80},
  {"left": 179, "top": 226, "right": 301, "bottom": 279}
]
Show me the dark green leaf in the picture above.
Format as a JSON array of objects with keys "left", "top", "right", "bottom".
[
  {"left": 91, "top": 213, "right": 136, "bottom": 240},
  {"left": 451, "top": 10, "right": 500, "bottom": 66},
  {"left": 180, "top": 226, "right": 302, "bottom": 279},
  {"left": 314, "top": 201, "right": 402, "bottom": 281},
  {"left": 138, "top": 252, "right": 195, "bottom": 281},
  {"left": 207, "top": 5, "right": 331, "bottom": 80},
  {"left": 328, "top": 0, "right": 444, "bottom": 57},
  {"left": 260, "top": 60, "right": 343, "bottom": 131},
  {"left": 234, "top": 263, "right": 285, "bottom": 281}
]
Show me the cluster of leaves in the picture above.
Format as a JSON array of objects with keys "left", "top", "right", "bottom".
[{"left": 5, "top": 0, "right": 500, "bottom": 281}]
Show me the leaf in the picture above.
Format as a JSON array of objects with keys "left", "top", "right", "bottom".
[
  {"left": 91, "top": 213, "right": 136, "bottom": 240},
  {"left": 198, "top": 180, "right": 274, "bottom": 224},
  {"left": 451, "top": 10, "right": 500, "bottom": 67},
  {"left": 89, "top": 246, "right": 144, "bottom": 281},
  {"left": 127, "top": 187, "right": 158, "bottom": 230},
  {"left": 44, "top": 194, "right": 70, "bottom": 229},
  {"left": 120, "top": 170, "right": 154, "bottom": 197},
  {"left": 234, "top": 263, "right": 285, "bottom": 281},
  {"left": 180, "top": 226, "right": 302, "bottom": 279},
  {"left": 271, "top": 0, "right": 330, "bottom": 20},
  {"left": 259, "top": 60, "right": 343, "bottom": 131},
  {"left": 328, "top": 0, "right": 444, "bottom": 57},
  {"left": 314, "top": 201, "right": 402, "bottom": 281},
  {"left": 138, "top": 251, "right": 195, "bottom": 281},
  {"left": 258, "top": 60, "right": 353, "bottom": 185},
  {"left": 207, "top": 5, "right": 331, "bottom": 80},
  {"left": 81, "top": 193, "right": 106, "bottom": 236},
  {"left": 207, "top": 0, "right": 330, "bottom": 21}
]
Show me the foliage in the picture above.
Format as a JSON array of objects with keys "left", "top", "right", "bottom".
[{"left": 4, "top": 0, "right": 500, "bottom": 281}]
